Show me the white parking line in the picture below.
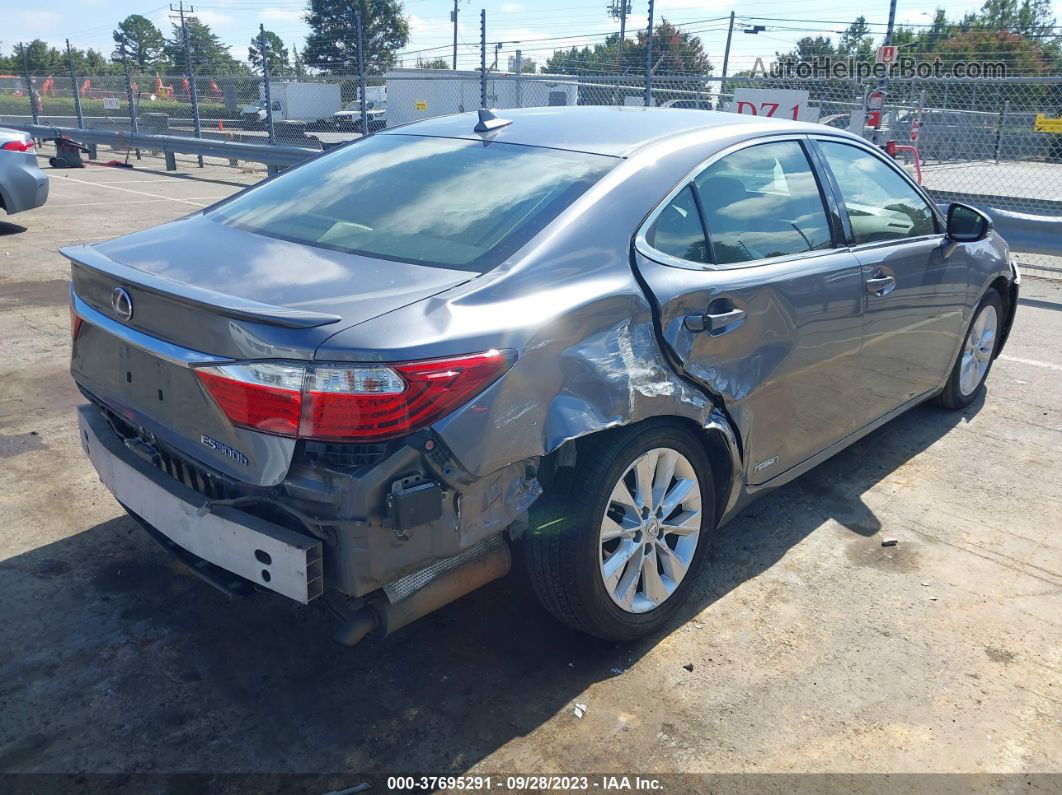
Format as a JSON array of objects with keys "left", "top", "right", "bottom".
[
  {"left": 50, "top": 174, "right": 209, "bottom": 206},
  {"left": 1000, "top": 355, "right": 1062, "bottom": 372}
]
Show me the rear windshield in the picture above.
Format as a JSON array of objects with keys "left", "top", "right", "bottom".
[{"left": 209, "top": 134, "right": 617, "bottom": 271}]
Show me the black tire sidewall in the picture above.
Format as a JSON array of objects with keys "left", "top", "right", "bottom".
[
  {"left": 570, "top": 423, "right": 716, "bottom": 640},
  {"left": 943, "top": 290, "right": 1004, "bottom": 408}
]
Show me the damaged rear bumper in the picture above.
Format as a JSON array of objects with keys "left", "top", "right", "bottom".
[
  {"left": 77, "top": 394, "right": 539, "bottom": 607},
  {"left": 78, "top": 404, "right": 324, "bottom": 603}
]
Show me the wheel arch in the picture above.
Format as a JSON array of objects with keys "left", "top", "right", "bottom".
[
  {"left": 537, "top": 413, "right": 743, "bottom": 527},
  {"left": 987, "top": 273, "right": 1018, "bottom": 358}
]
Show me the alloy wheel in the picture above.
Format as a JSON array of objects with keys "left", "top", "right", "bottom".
[
  {"left": 598, "top": 447, "right": 702, "bottom": 614},
  {"left": 959, "top": 304, "right": 998, "bottom": 397}
]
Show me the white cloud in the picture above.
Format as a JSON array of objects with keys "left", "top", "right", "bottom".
[
  {"left": 191, "top": 9, "right": 234, "bottom": 27},
  {"left": 500, "top": 2, "right": 524, "bottom": 12},
  {"left": 15, "top": 10, "right": 62, "bottom": 31},
  {"left": 262, "top": 8, "right": 305, "bottom": 25}
]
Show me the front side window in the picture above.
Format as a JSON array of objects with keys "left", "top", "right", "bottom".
[
  {"left": 817, "top": 141, "right": 937, "bottom": 245},
  {"left": 693, "top": 141, "right": 833, "bottom": 265},
  {"left": 210, "top": 134, "right": 616, "bottom": 271}
]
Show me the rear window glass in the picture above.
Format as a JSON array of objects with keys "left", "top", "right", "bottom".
[{"left": 209, "top": 134, "right": 616, "bottom": 271}]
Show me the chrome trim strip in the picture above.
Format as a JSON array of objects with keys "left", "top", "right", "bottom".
[{"left": 73, "top": 290, "right": 232, "bottom": 368}]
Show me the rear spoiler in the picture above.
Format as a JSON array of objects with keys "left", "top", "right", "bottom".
[{"left": 60, "top": 244, "right": 343, "bottom": 329}]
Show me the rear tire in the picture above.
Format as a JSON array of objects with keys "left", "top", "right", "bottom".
[
  {"left": 936, "top": 289, "right": 1004, "bottom": 409},
  {"left": 524, "top": 421, "right": 715, "bottom": 642}
]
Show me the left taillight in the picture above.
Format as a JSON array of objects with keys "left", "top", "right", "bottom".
[
  {"left": 195, "top": 350, "right": 514, "bottom": 443},
  {"left": 70, "top": 306, "right": 83, "bottom": 340},
  {"left": 1, "top": 140, "right": 34, "bottom": 152}
]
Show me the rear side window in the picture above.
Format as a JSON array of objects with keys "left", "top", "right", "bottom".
[
  {"left": 646, "top": 185, "right": 709, "bottom": 263},
  {"left": 817, "top": 141, "right": 937, "bottom": 244},
  {"left": 209, "top": 134, "right": 616, "bottom": 271},
  {"left": 694, "top": 141, "right": 833, "bottom": 265}
]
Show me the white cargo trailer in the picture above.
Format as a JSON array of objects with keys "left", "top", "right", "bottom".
[
  {"left": 385, "top": 69, "right": 578, "bottom": 127},
  {"left": 242, "top": 81, "right": 342, "bottom": 126}
]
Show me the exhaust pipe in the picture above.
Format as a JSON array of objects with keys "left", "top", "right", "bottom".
[{"left": 333, "top": 537, "right": 511, "bottom": 646}]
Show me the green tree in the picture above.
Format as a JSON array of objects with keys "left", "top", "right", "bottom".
[
  {"left": 165, "top": 16, "right": 243, "bottom": 74},
  {"left": 303, "top": 0, "right": 410, "bottom": 74},
  {"left": 292, "top": 44, "right": 307, "bottom": 78},
  {"left": 838, "top": 16, "right": 875, "bottom": 61},
  {"left": 775, "top": 35, "right": 836, "bottom": 63},
  {"left": 636, "top": 19, "right": 712, "bottom": 75},
  {"left": 112, "top": 14, "right": 166, "bottom": 70},
  {"left": 249, "top": 29, "right": 290, "bottom": 75},
  {"left": 979, "top": 0, "right": 1056, "bottom": 38},
  {"left": 15, "top": 39, "right": 64, "bottom": 73},
  {"left": 544, "top": 21, "right": 711, "bottom": 77}
]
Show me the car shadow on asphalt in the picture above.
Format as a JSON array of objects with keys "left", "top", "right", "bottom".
[
  {"left": 0, "top": 221, "right": 27, "bottom": 236},
  {"left": 0, "top": 395, "right": 983, "bottom": 775}
]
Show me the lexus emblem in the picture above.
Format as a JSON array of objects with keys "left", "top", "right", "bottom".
[{"left": 111, "top": 287, "right": 134, "bottom": 322}]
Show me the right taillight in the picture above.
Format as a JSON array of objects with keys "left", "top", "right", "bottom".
[
  {"left": 1, "top": 140, "right": 34, "bottom": 152},
  {"left": 195, "top": 351, "right": 514, "bottom": 442}
]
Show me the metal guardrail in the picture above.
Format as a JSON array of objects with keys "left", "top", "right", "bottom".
[
  {"left": 935, "top": 194, "right": 1062, "bottom": 260},
  {"left": 5, "top": 122, "right": 320, "bottom": 172}
]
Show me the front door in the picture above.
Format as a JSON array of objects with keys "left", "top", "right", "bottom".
[
  {"left": 814, "top": 140, "right": 968, "bottom": 418},
  {"left": 634, "top": 138, "right": 866, "bottom": 485}
]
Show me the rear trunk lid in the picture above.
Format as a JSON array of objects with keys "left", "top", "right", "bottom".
[{"left": 66, "top": 213, "right": 475, "bottom": 485}]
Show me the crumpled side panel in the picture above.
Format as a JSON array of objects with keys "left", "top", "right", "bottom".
[{"left": 433, "top": 288, "right": 731, "bottom": 484}]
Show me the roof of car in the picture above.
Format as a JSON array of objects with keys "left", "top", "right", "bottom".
[{"left": 380, "top": 106, "right": 834, "bottom": 157}]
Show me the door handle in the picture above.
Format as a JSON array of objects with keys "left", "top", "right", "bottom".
[
  {"left": 865, "top": 275, "right": 896, "bottom": 296},
  {"left": 684, "top": 307, "right": 746, "bottom": 334}
]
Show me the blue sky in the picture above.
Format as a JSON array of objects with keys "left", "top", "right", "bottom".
[{"left": 4, "top": 0, "right": 1035, "bottom": 72}]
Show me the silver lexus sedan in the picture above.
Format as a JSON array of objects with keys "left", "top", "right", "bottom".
[{"left": 66, "top": 107, "right": 1018, "bottom": 645}]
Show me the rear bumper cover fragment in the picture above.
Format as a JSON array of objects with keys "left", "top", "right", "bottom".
[{"left": 78, "top": 404, "right": 323, "bottom": 603}]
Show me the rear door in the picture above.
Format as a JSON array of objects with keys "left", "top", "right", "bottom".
[
  {"left": 634, "top": 136, "right": 866, "bottom": 485},
  {"left": 812, "top": 138, "right": 968, "bottom": 418}
]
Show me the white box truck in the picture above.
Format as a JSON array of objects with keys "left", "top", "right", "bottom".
[
  {"left": 241, "top": 81, "right": 342, "bottom": 128},
  {"left": 385, "top": 69, "right": 578, "bottom": 127}
]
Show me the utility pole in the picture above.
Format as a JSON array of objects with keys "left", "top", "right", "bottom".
[
  {"left": 608, "top": 0, "right": 629, "bottom": 71},
  {"left": 259, "top": 24, "right": 275, "bottom": 145},
  {"left": 19, "top": 43, "right": 38, "bottom": 125},
  {"left": 171, "top": 1, "right": 203, "bottom": 165},
  {"left": 492, "top": 42, "right": 503, "bottom": 71},
  {"left": 514, "top": 49, "right": 523, "bottom": 108},
  {"left": 480, "top": 9, "right": 487, "bottom": 109},
  {"left": 452, "top": 0, "right": 460, "bottom": 69},
  {"left": 608, "top": 0, "right": 629, "bottom": 105},
  {"left": 721, "top": 11, "right": 735, "bottom": 81},
  {"left": 884, "top": 0, "right": 898, "bottom": 45},
  {"left": 355, "top": 6, "right": 368, "bottom": 136},
  {"left": 66, "top": 39, "right": 84, "bottom": 129},
  {"left": 643, "top": 0, "right": 655, "bottom": 107},
  {"left": 120, "top": 44, "right": 139, "bottom": 135}
]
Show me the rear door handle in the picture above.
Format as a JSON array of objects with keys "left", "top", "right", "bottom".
[
  {"left": 684, "top": 307, "right": 746, "bottom": 334},
  {"left": 865, "top": 275, "right": 896, "bottom": 296}
]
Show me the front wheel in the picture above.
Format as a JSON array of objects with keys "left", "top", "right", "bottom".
[
  {"left": 936, "top": 290, "right": 1004, "bottom": 409},
  {"left": 524, "top": 421, "right": 715, "bottom": 641}
]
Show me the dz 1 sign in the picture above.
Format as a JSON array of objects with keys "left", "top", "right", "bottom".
[{"left": 729, "top": 88, "right": 820, "bottom": 123}]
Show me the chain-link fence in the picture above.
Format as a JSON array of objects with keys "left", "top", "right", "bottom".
[{"left": 2, "top": 66, "right": 1059, "bottom": 277}]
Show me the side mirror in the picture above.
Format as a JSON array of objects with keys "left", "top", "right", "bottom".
[{"left": 946, "top": 202, "right": 992, "bottom": 242}]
